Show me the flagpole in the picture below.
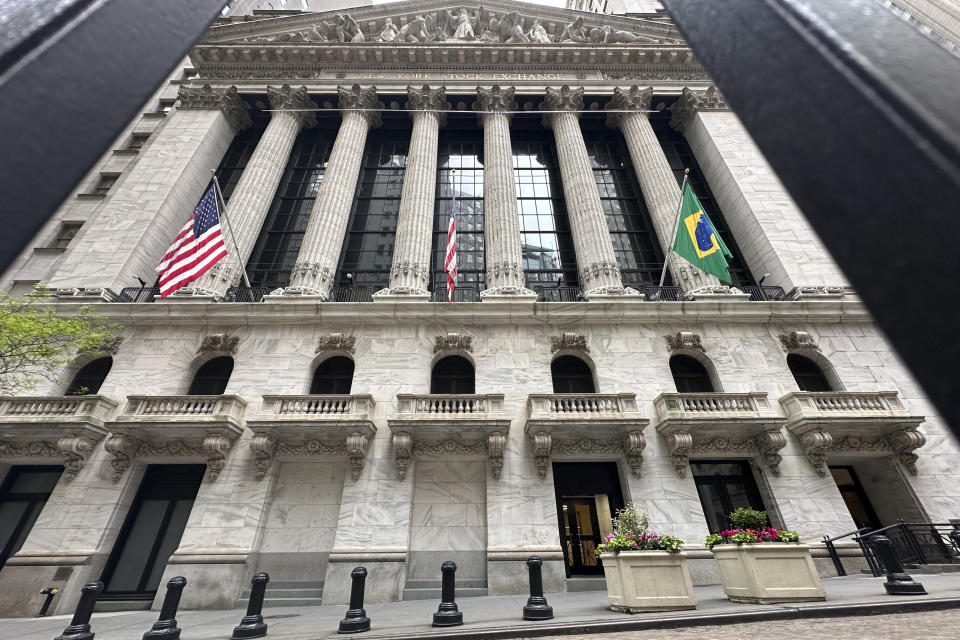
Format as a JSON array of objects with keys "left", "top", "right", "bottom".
[
  {"left": 655, "top": 168, "right": 691, "bottom": 290},
  {"left": 210, "top": 170, "right": 252, "bottom": 289}
]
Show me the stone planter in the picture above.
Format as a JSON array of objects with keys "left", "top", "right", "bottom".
[
  {"left": 600, "top": 551, "right": 697, "bottom": 613},
  {"left": 712, "top": 543, "right": 826, "bottom": 604}
]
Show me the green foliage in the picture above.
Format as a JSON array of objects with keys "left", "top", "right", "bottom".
[
  {"left": 612, "top": 502, "right": 650, "bottom": 539},
  {"left": 656, "top": 534, "right": 685, "bottom": 553},
  {"left": 777, "top": 530, "right": 800, "bottom": 543},
  {"left": 0, "top": 285, "right": 122, "bottom": 394},
  {"left": 729, "top": 530, "right": 760, "bottom": 545},
  {"left": 705, "top": 534, "right": 723, "bottom": 550},
  {"left": 728, "top": 507, "right": 768, "bottom": 530},
  {"left": 596, "top": 504, "right": 685, "bottom": 555}
]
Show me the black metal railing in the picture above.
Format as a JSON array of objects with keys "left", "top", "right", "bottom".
[
  {"left": 116, "top": 287, "right": 159, "bottom": 303},
  {"left": 533, "top": 286, "right": 583, "bottom": 302},
  {"left": 329, "top": 285, "right": 379, "bottom": 302},
  {"left": 641, "top": 286, "right": 684, "bottom": 301},
  {"left": 742, "top": 285, "right": 787, "bottom": 301},
  {"left": 822, "top": 527, "right": 872, "bottom": 576},
  {"left": 224, "top": 286, "right": 271, "bottom": 302},
  {"left": 853, "top": 522, "right": 960, "bottom": 576},
  {"left": 431, "top": 286, "right": 481, "bottom": 303}
]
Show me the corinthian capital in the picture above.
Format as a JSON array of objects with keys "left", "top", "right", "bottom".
[
  {"left": 177, "top": 84, "right": 252, "bottom": 132},
  {"left": 541, "top": 85, "right": 584, "bottom": 128},
  {"left": 476, "top": 85, "right": 516, "bottom": 113},
  {"left": 337, "top": 84, "right": 383, "bottom": 128},
  {"left": 406, "top": 85, "right": 448, "bottom": 126},
  {"left": 669, "top": 85, "right": 729, "bottom": 132},
  {"left": 605, "top": 85, "right": 653, "bottom": 128},
  {"left": 267, "top": 84, "right": 318, "bottom": 129}
]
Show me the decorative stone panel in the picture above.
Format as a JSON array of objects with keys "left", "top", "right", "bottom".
[
  {"left": 778, "top": 331, "right": 820, "bottom": 352},
  {"left": 316, "top": 332, "right": 357, "bottom": 354},
  {"left": 198, "top": 333, "right": 239, "bottom": 354},
  {"left": 550, "top": 332, "right": 588, "bottom": 354},
  {"left": 664, "top": 332, "right": 705, "bottom": 353},
  {"left": 433, "top": 333, "right": 472, "bottom": 354}
]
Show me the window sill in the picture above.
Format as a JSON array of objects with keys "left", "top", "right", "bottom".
[
  {"left": 142, "top": 112, "right": 168, "bottom": 119},
  {"left": 76, "top": 193, "right": 106, "bottom": 200},
  {"left": 34, "top": 247, "right": 67, "bottom": 255},
  {"left": 113, "top": 149, "right": 140, "bottom": 155}
]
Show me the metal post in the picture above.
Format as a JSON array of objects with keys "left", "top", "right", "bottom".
[
  {"left": 869, "top": 535, "right": 927, "bottom": 595},
  {"left": 37, "top": 587, "right": 59, "bottom": 617},
  {"left": 142, "top": 576, "right": 187, "bottom": 640},
  {"left": 338, "top": 566, "right": 371, "bottom": 634},
  {"left": 53, "top": 582, "right": 103, "bottom": 640},
  {"left": 231, "top": 573, "right": 269, "bottom": 639},
  {"left": 432, "top": 561, "right": 463, "bottom": 627},
  {"left": 522, "top": 556, "right": 554, "bottom": 621},
  {"left": 822, "top": 536, "right": 845, "bottom": 577}
]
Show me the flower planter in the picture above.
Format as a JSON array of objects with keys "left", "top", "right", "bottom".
[
  {"left": 712, "top": 543, "right": 826, "bottom": 604},
  {"left": 600, "top": 551, "right": 697, "bottom": 613}
]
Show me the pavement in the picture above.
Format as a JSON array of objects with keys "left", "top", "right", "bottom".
[{"left": 4, "top": 573, "right": 960, "bottom": 640}]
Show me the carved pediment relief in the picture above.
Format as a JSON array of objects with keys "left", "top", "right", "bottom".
[{"left": 205, "top": 0, "right": 683, "bottom": 47}]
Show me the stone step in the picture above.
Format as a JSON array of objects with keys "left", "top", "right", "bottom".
[
  {"left": 905, "top": 563, "right": 960, "bottom": 574},
  {"left": 238, "top": 587, "right": 324, "bottom": 599},
  {"left": 401, "top": 587, "right": 489, "bottom": 601},
  {"left": 236, "top": 596, "right": 325, "bottom": 608},
  {"left": 235, "top": 581, "right": 324, "bottom": 609},
  {"left": 403, "top": 579, "right": 488, "bottom": 590},
  {"left": 565, "top": 576, "right": 607, "bottom": 592},
  {"left": 93, "top": 600, "right": 152, "bottom": 613}
]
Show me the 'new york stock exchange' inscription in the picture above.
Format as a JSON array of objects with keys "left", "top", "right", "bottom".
[{"left": 335, "top": 71, "right": 581, "bottom": 81}]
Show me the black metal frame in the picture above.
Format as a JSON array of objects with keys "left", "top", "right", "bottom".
[
  {"left": 0, "top": 466, "right": 64, "bottom": 567},
  {"left": 853, "top": 522, "right": 960, "bottom": 577},
  {"left": 690, "top": 460, "right": 767, "bottom": 534}
]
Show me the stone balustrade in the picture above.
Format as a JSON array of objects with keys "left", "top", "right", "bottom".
[
  {"left": 398, "top": 393, "right": 502, "bottom": 415},
  {"left": 528, "top": 393, "right": 638, "bottom": 416},
  {"left": 263, "top": 394, "right": 375, "bottom": 417},
  {"left": 781, "top": 391, "right": 906, "bottom": 417},
  {"left": 0, "top": 395, "right": 118, "bottom": 423}
]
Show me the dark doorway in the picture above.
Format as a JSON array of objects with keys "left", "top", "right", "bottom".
[
  {"left": 787, "top": 354, "right": 833, "bottom": 392},
  {"left": 670, "top": 355, "right": 714, "bottom": 393},
  {"left": 692, "top": 460, "right": 767, "bottom": 533},
  {"left": 100, "top": 465, "right": 205, "bottom": 600},
  {"left": 553, "top": 462, "right": 624, "bottom": 577},
  {"left": 430, "top": 355, "right": 475, "bottom": 394},
  {"left": 311, "top": 356, "right": 354, "bottom": 394},
  {"left": 551, "top": 356, "right": 595, "bottom": 393},
  {"left": 187, "top": 357, "right": 233, "bottom": 395},
  {"left": 829, "top": 465, "right": 882, "bottom": 530},
  {"left": 0, "top": 466, "right": 63, "bottom": 567}
]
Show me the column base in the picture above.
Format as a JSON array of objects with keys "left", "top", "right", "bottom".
[
  {"left": 372, "top": 288, "right": 430, "bottom": 302},
  {"left": 262, "top": 287, "right": 329, "bottom": 303},
  {"left": 53, "top": 287, "right": 119, "bottom": 303},
  {"left": 164, "top": 286, "right": 223, "bottom": 302},
  {"left": 322, "top": 551, "right": 407, "bottom": 604},
  {"left": 683, "top": 285, "right": 751, "bottom": 301},
  {"left": 582, "top": 286, "right": 643, "bottom": 301},
  {"left": 786, "top": 285, "right": 851, "bottom": 300},
  {"left": 480, "top": 286, "right": 538, "bottom": 302}
]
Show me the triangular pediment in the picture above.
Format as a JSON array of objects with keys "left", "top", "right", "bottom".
[{"left": 203, "top": 0, "right": 683, "bottom": 47}]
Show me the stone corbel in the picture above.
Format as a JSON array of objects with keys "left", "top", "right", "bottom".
[
  {"left": 316, "top": 332, "right": 356, "bottom": 354},
  {"left": 885, "top": 428, "right": 926, "bottom": 475},
  {"left": 250, "top": 433, "right": 276, "bottom": 481},
  {"left": 664, "top": 332, "right": 705, "bottom": 353},
  {"left": 532, "top": 432, "right": 552, "bottom": 479},
  {"left": 202, "top": 435, "right": 234, "bottom": 481},
  {"left": 345, "top": 432, "right": 370, "bottom": 481},
  {"left": 778, "top": 331, "right": 820, "bottom": 352},
  {"left": 57, "top": 436, "right": 94, "bottom": 480},
  {"left": 393, "top": 432, "right": 412, "bottom": 480},
  {"left": 798, "top": 429, "right": 834, "bottom": 476},
  {"left": 104, "top": 433, "right": 137, "bottom": 481},
  {"left": 624, "top": 430, "right": 646, "bottom": 477},
  {"left": 664, "top": 432, "right": 693, "bottom": 477},
  {"left": 754, "top": 431, "right": 787, "bottom": 476},
  {"left": 434, "top": 333, "right": 472, "bottom": 354},
  {"left": 550, "top": 332, "right": 589, "bottom": 354},
  {"left": 487, "top": 431, "right": 506, "bottom": 480}
]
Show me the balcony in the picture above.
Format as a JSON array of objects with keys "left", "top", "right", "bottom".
[
  {"left": 246, "top": 394, "right": 377, "bottom": 480},
  {"left": 0, "top": 395, "right": 119, "bottom": 479},
  {"left": 652, "top": 392, "right": 787, "bottom": 476},
  {"left": 115, "top": 286, "right": 271, "bottom": 303},
  {"left": 523, "top": 393, "right": 648, "bottom": 478},
  {"left": 779, "top": 391, "right": 926, "bottom": 475},
  {"left": 104, "top": 395, "right": 247, "bottom": 481},
  {"left": 387, "top": 394, "right": 510, "bottom": 480}
]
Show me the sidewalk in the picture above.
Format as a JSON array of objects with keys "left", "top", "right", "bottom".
[{"left": 4, "top": 573, "right": 960, "bottom": 640}]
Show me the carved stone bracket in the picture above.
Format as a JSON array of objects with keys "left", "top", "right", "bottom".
[
  {"left": 664, "top": 332, "right": 705, "bottom": 353},
  {"left": 663, "top": 431, "right": 693, "bottom": 477},
  {"left": 268, "top": 84, "right": 318, "bottom": 129},
  {"left": 550, "top": 332, "right": 589, "bottom": 354},
  {"left": 198, "top": 333, "right": 239, "bottom": 355},
  {"left": 669, "top": 85, "right": 728, "bottom": 132},
  {"left": 886, "top": 430, "right": 926, "bottom": 474},
  {"left": 104, "top": 433, "right": 136, "bottom": 481},
  {"left": 532, "top": 432, "right": 552, "bottom": 479},
  {"left": 778, "top": 331, "right": 820, "bottom": 352},
  {"left": 0, "top": 438, "right": 95, "bottom": 481},
  {"left": 488, "top": 432, "right": 506, "bottom": 480},
  {"left": 434, "top": 332, "right": 472, "bottom": 354},
  {"left": 754, "top": 431, "right": 788, "bottom": 476},
  {"left": 202, "top": 435, "right": 234, "bottom": 481},
  {"left": 106, "top": 433, "right": 236, "bottom": 482},
  {"left": 624, "top": 430, "right": 646, "bottom": 478},
  {"left": 250, "top": 434, "right": 276, "bottom": 481},
  {"left": 316, "top": 332, "right": 356, "bottom": 354},
  {"left": 799, "top": 429, "right": 834, "bottom": 476},
  {"left": 345, "top": 432, "right": 371, "bottom": 481},
  {"left": 176, "top": 85, "right": 252, "bottom": 132},
  {"left": 393, "top": 432, "right": 413, "bottom": 480}
]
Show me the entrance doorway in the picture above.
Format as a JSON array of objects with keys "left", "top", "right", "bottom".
[
  {"left": 829, "top": 465, "right": 882, "bottom": 530},
  {"left": 0, "top": 466, "right": 63, "bottom": 567},
  {"left": 100, "top": 465, "right": 205, "bottom": 600},
  {"left": 691, "top": 460, "right": 767, "bottom": 533},
  {"left": 553, "top": 462, "right": 624, "bottom": 577}
]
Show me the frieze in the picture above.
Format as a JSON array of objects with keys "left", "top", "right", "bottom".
[
  {"left": 277, "top": 440, "right": 348, "bottom": 456},
  {"left": 550, "top": 438, "right": 623, "bottom": 455},
  {"left": 413, "top": 440, "right": 488, "bottom": 456},
  {"left": 317, "top": 332, "right": 357, "bottom": 354},
  {"left": 434, "top": 333, "right": 472, "bottom": 354},
  {"left": 603, "top": 71, "right": 710, "bottom": 82}
]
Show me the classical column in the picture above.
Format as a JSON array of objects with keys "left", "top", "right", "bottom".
[
  {"left": 540, "top": 86, "right": 638, "bottom": 299},
  {"left": 606, "top": 85, "right": 725, "bottom": 295},
  {"left": 280, "top": 85, "right": 382, "bottom": 299},
  {"left": 179, "top": 85, "right": 317, "bottom": 299},
  {"left": 377, "top": 85, "right": 447, "bottom": 300},
  {"left": 475, "top": 86, "right": 536, "bottom": 300}
]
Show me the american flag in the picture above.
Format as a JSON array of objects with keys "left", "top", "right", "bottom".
[
  {"left": 444, "top": 175, "right": 457, "bottom": 303},
  {"left": 156, "top": 182, "right": 227, "bottom": 298}
]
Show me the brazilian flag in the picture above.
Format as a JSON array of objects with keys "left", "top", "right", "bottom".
[{"left": 672, "top": 183, "right": 733, "bottom": 283}]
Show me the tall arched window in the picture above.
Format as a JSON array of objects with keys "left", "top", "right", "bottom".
[
  {"left": 187, "top": 357, "right": 233, "bottom": 395},
  {"left": 670, "top": 355, "right": 714, "bottom": 393},
  {"left": 65, "top": 357, "right": 112, "bottom": 395},
  {"left": 311, "top": 357, "right": 354, "bottom": 394},
  {"left": 551, "top": 356, "right": 595, "bottom": 393},
  {"left": 787, "top": 354, "right": 833, "bottom": 392},
  {"left": 431, "top": 356, "right": 475, "bottom": 394}
]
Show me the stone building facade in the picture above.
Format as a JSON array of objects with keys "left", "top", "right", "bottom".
[{"left": 1, "top": 0, "right": 958, "bottom": 617}]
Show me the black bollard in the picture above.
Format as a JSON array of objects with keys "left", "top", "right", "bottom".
[
  {"left": 338, "top": 567, "right": 371, "bottom": 634},
  {"left": 142, "top": 576, "right": 187, "bottom": 640},
  {"left": 232, "top": 573, "right": 270, "bottom": 639},
  {"left": 522, "top": 557, "right": 554, "bottom": 621},
  {"left": 37, "top": 587, "right": 59, "bottom": 617},
  {"left": 869, "top": 535, "right": 927, "bottom": 595},
  {"left": 54, "top": 582, "right": 103, "bottom": 640},
  {"left": 432, "top": 561, "right": 463, "bottom": 627}
]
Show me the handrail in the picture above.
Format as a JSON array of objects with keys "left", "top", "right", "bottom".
[{"left": 822, "top": 527, "right": 871, "bottom": 576}]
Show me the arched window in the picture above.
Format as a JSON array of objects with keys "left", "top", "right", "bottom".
[
  {"left": 65, "top": 357, "right": 112, "bottom": 395},
  {"left": 187, "top": 357, "right": 233, "bottom": 395},
  {"left": 670, "top": 355, "right": 714, "bottom": 393},
  {"left": 310, "top": 357, "right": 354, "bottom": 394},
  {"left": 431, "top": 356, "right": 475, "bottom": 394},
  {"left": 787, "top": 354, "right": 833, "bottom": 392},
  {"left": 551, "top": 356, "right": 595, "bottom": 393}
]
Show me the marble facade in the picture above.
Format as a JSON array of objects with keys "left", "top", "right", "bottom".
[{"left": 1, "top": 0, "right": 959, "bottom": 618}]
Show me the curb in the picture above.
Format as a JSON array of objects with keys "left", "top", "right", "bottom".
[{"left": 358, "top": 596, "right": 960, "bottom": 640}]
